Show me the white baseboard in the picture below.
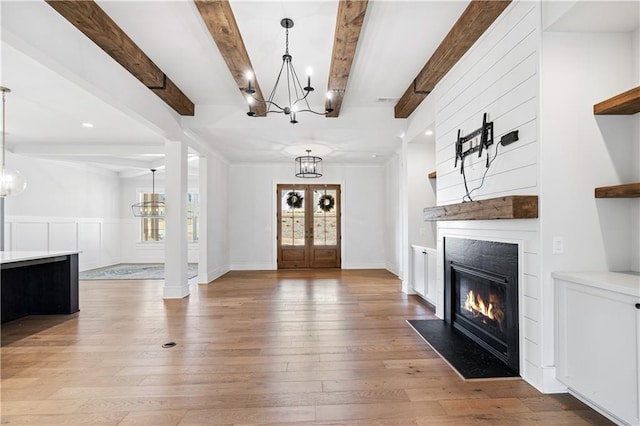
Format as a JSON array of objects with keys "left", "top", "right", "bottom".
[
  {"left": 198, "top": 266, "right": 230, "bottom": 284},
  {"left": 402, "top": 280, "right": 416, "bottom": 294},
  {"left": 342, "top": 262, "right": 387, "bottom": 269},
  {"left": 163, "top": 283, "right": 190, "bottom": 299},
  {"left": 541, "top": 366, "right": 568, "bottom": 394},
  {"left": 230, "top": 263, "right": 276, "bottom": 271}
]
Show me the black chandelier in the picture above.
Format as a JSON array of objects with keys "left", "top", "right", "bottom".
[
  {"left": 295, "top": 150, "right": 323, "bottom": 178},
  {"left": 131, "top": 169, "right": 165, "bottom": 218},
  {"left": 244, "top": 18, "right": 333, "bottom": 124}
]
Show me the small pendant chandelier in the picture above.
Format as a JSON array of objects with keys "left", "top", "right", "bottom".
[
  {"left": 244, "top": 18, "right": 333, "bottom": 124},
  {"left": 295, "top": 150, "right": 322, "bottom": 178},
  {"left": 0, "top": 87, "right": 27, "bottom": 197},
  {"left": 131, "top": 169, "right": 165, "bottom": 218}
]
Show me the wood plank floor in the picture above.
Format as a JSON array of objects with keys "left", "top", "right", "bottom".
[{"left": 1, "top": 269, "right": 613, "bottom": 425}]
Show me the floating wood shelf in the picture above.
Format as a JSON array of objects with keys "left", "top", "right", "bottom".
[
  {"left": 423, "top": 195, "right": 538, "bottom": 221},
  {"left": 428, "top": 171, "right": 437, "bottom": 179},
  {"left": 595, "top": 183, "right": 640, "bottom": 198},
  {"left": 593, "top": 86, "right": 640, "bottom": 115}
]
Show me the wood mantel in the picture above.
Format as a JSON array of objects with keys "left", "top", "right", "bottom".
[{"left": 423, "top": 195, "right": 538, "bottom": 221}]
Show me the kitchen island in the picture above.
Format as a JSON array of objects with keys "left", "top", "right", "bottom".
[{"left": 1, "top": 251, "right": 79, "bottom": 323}]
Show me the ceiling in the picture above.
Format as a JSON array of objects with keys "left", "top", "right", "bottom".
[
  {"left": 1, "top": 1, "right": 637, "bottom": 177},
  {"left": 1, "top": 0, "right": 470, "bottom": 176}
]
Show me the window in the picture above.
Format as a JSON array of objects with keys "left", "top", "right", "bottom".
[{"left": 138, "top": 192, "right": 199, "bottom": 243}]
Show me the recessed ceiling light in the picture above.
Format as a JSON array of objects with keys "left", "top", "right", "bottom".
[
  {"left": 425, "top": 129, "right": 433, "bottom": 136},
  {"left": 371, "top": 154, "right": 378, "bottom": 158},
  {"left": 81, "top": 122, "right": 94, "bottom": 128}
]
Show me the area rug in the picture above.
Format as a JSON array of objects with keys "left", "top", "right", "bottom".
[
  {"left": 80, "top": 263, "right": 199, "bottom": 280},
  {"left": 407, "top": 319, "right": 519, "bottom": 380}
]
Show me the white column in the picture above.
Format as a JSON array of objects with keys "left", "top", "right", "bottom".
[
  {"left": 197, "top": 155, "right": 210, "bottom": 284},
  {"left": 400, "top": 139, "right": 410, "bottom": 293},
  {"left": 0, "top": 197, "right": 5, "bottom": 251},
  {"left": 164, "top": 139, "right": 189, "bottom": 299}
]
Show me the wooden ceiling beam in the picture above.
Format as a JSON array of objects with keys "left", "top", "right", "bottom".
[
  {"left": 194, "top": 0, "right": 267, "bottom": 117},
  {"left": 45, "top": 0, "right": 195, "bottom": 116},
  {"left": 394, "top": 0, "right": 511, "bottom": 119},
  {"left": 326, "top": 0, "right": 369, "bottom": 118}
]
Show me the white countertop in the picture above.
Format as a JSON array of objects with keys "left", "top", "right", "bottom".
[
  {"left": 0, "top": 251, "right": 79, "bottom": 264},
  {"left": 552, "top": 271, "right": 640, "bottom": 298}
]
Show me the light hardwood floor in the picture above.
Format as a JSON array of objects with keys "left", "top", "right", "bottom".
[{"left": 1, "top": 269, "right": 612, "bottom": 425}]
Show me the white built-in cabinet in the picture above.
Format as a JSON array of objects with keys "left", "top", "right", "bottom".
[
  {"left": 411, "top": 245, "right": 437, "bottom": 305},
  {"left": 553, "top": 271, "right": 640, "bottom": 426}
]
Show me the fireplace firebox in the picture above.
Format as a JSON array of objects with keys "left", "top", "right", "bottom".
[{"left": 444, "top": 238, "right": 519, "bottom": 373}]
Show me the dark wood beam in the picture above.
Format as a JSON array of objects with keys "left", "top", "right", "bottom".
[
  {"left": 194, "top": 0, "right": 267, "bottom": 117},
  {"left": 45, "top": 0, "right": 195, "bottom": 116},
  {"left": 395, "top": 0, "right": 511, "bottom": 119},
  {"left": 326, "top": 0, "right": 368, "bottom": 117}
]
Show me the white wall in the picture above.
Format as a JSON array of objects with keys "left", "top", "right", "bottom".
[
  {"left": 410, "top": 0, "right": 547, "bottom": 390},
  {"left": 405, "top": 0, "right": 639, "bottom": 394},
  {"left": 632, "top": 28, "right": 640, "bottom": 273},
  {"left": 228, "top": 162, "right": 387, "bottom": 270},
  {"left": 198, "top": 153, "right": 230, "bottom": 283},
  {"left": 4, "top": 152, "right": 121, "bottom": 270},
  {"left": 540, "top": 27, "right": 640, "bottom": 381},
  {"left": 384, "top": 152, "right": 402, "bottom": 276},
  {"left": 407, "top": 142, "right": 436, "bottom": 248}
]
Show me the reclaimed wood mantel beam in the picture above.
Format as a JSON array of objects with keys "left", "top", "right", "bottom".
[
  {"left": 423, "top": 195, "right": 538, "bottom": 221},
  {"left": 46, "top": 0, "right": 195, "bottom": 116},
  {"left": 326, "top": 0, "right": 368, "bottom": 118},
  {"left": 394, "top": 0, "right": 511, "bottom": 119}
]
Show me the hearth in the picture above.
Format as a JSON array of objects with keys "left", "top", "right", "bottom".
[{"left": 444, "top": 238, "right": 519, "bottom": 373}]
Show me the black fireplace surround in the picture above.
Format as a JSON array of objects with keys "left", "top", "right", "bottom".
[{"left": 444, "top": 237, "right": 519, "bottom": 373}]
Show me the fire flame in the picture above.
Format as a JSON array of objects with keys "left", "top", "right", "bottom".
[{"left": 464, "top": 290, "right": 505, "bottom": 331}]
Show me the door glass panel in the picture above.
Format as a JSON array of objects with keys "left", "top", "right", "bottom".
[
  {"left": 280, "top": 189, "right": 305, "bottom": 246},
  {"left": 313, "top": 188, "right": 337, "bottom": 246}
]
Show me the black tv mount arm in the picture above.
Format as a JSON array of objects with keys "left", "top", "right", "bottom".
[{"left": 454, "top": 112, "right": 494, "bottom": 173}]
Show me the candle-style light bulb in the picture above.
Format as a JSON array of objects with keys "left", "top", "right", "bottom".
[
  {"left": 246, "top": 95, "right": 256, "bottom": 116},
  {"left": 325, "top": 91, "right": 334, "bottom": 113},
  {"left": 304, "top": 67, "right": 314, "bottom": 92},
  {"left": 245, "top": 70, "right": 255, "bottom": 94}
]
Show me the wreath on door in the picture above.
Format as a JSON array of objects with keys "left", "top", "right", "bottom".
[
  {"left": 286, "top": 191, "right": 304, "bottom": 209},
  {"left": 318, "top": 194, "right": 335, "bottom": 212}
]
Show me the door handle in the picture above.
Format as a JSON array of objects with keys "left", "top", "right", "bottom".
[{"left": 635, "top": 303, "right": 640, "bottom": 310}]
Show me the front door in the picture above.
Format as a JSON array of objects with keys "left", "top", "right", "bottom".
[{"left": 277, "top": 184, "right": 341, "bottom": 269}]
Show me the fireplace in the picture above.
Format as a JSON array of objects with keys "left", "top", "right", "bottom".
[{"left": 444, "top": 238, "right": 519, "bottom": 373}]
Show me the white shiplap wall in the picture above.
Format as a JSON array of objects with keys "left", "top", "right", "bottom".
[
  {"left": 435, "top": 1, "right": 539, "bottom": 204},
  {"left": 430, "top": 1, "right": 552, "bottom": 391}
]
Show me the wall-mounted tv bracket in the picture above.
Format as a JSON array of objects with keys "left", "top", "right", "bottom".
[{"left": 454, "top": 112, "right": 494, "bottom": 174}]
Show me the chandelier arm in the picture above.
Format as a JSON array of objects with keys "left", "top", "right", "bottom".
[
  {"left": 285, "top": 60, "right": 294, "bottom": 112},
  {"left": 289, "top": 62, "right": 308, "bottom": 109},
  {"left": 293, "top": 109, "right": 328, "bottom": 115},
  {"left": 292, "top": 92, "right": 314, "bottom": 113},
  {"left": 264, "top": 59, "right": 288, "bottom": 113},
  {"left": 244, "top": 18, "right": 326, "bottom": 123},
  {"left": 247, "top": 93, "right": 288, "bottom": 112}
]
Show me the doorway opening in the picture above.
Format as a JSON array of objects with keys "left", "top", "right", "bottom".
[{"left": 277, "top": 184, "right": 341, "bottom": 269}]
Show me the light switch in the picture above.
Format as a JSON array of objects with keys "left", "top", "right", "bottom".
[{"left": 553, "top": 236, "right": 564, "bottom": 254}]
